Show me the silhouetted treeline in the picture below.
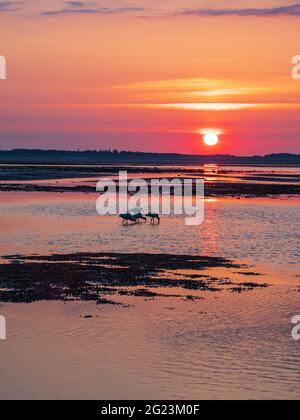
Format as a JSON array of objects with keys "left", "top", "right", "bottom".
[{"left": 0, "top": 149, "right": 299, "bottom": 165}]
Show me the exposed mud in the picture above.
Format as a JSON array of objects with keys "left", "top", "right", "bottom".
[
  {"left": 0, "top": 180, "right": 299, "bottom": 197},
  {"left": 0, "top": 253, "right": 269, "bottom": 305}
]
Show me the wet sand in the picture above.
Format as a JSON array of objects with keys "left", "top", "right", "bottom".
[
  {"left": 1, "top": 180, "right": 300, "bottom": 197},
  {"left": 1, "top": 164, "right": 300, "bottom": 198}
]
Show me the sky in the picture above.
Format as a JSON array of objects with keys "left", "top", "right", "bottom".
[{"left": 0, "top": 0, "right": 300, "bottom": 155}]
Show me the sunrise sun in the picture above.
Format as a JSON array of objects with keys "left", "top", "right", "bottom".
[{"left": 203, "top": 132, "right": 219, "bottom": 147}]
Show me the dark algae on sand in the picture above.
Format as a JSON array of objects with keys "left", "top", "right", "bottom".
[{"left": 0, "top": 253, "right": 269, "bottom": 305}]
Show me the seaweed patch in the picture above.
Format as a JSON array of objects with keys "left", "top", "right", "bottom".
[{"left": 0, "top": 253, "right": 269, "bottom": 305}]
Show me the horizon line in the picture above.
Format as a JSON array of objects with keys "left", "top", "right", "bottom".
[{"left": 0, "top": 149, "right": 299, "bottom": 159}]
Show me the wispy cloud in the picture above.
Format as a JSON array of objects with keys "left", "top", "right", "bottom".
[
  {"left": 0, "top": 1, "right": 10, "bottom": 11},
  {"left": 170, "top": 4, "right": 300, "bottom": 18},
  {"left": 42, "top": 1, "right": 144, "bottom": 16},
  {"left": 0, "top": 1, "right": 20, "bottom": 12},
  {"left": 114, "top": 78, "right": 211, "bottom": 91},
  {"left": 29, "top": 103, "right": 300, "bottom": 112},
  {"left": 3, "top": 1, "right": 300, "bottom": 19}
]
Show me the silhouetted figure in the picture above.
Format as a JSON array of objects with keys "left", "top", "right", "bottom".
[
  {"left": 146, "top": 213, "right": 160, "bottom": 224},
  {"left": 132, "top": 213, "right": 147, "bottom": 223},
  {"left": 119, "top": 213, "right": 135, "bottom": 225}
]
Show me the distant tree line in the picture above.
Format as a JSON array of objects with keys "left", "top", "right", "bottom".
[{"left": 0, "top": 149, "right": 299, "bottom": 165}]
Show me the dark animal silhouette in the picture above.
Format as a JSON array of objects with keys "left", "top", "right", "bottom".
[
  {"left": 132, "top": 213, "right": 147, "bottom": 223},
  {"left": 119, "top": 212, "right": 147, "bottom": 225},
  {"left": 120, "top": 212, "right": 159, "bottom": 225},
  {"left": 146, "top": 212, "right": 160, "bottom": 224},
  {"left": 119, "top": 213, "right": 135, "bottom": 225}
]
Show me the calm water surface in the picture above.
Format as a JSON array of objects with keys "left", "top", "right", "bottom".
[{"left": 0, "top": 167, "right": 299, "bottom": 399}]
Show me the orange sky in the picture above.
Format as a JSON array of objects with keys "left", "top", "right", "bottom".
[{"left": 0, "top": 1, "right": 300, "bottom": 154}]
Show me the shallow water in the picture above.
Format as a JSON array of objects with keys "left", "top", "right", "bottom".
[
  {"left": 0, "top": 168, "right": 300, "bottom": 399},
  {"left": 0, "top": 192, "right": 299, "bottom": 276},
  {"left": 1, "top": 287, "right": 299, "bottom": 400}
]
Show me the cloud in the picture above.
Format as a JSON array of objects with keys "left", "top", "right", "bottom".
[
  {"left": 3, "top": 1, "right": 300, "bottom": 19},
  {"left": 0, "top": 1, "right": 10, "bottom": 10},
  {"left": 42, "top": 1, "right": 144, "bottom": 16},
  {"left": 0, "top": 1, "right": 20, "bottom": 12},
  {"left": 172, "top": 4, "right": 300, "bottom": 18}
]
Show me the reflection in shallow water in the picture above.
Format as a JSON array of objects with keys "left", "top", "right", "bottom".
[
  {"left": 0, "top": 287, "right": 300, "bottom": 400},
  {"left": 0, "top": 192, "right": 299, "bottom": 276},
  {"left": 0, "top": 189, "right": 299, "bottom": 399}
]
